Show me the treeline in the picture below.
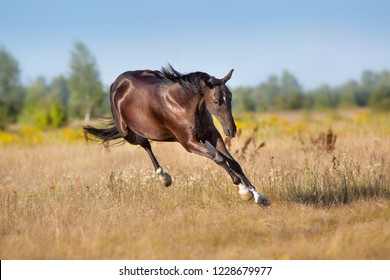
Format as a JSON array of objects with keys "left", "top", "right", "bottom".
[
  {"left": 233, "top": 70, "right": 390, "bottom": 113},
  {"left": 1, "top": 41, "right": 390, "bottom": 130},
  {"left": 0, "top": 41, "right": 107, "bottom": 130}
]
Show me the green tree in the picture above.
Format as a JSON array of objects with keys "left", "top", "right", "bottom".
[
  {"left": 288, "top": 91, "right": 305, "bottom": 110},
  {"left": 21, "top": 76, "right": 68, "bottom": 129},
  {"left": 0, "top": 47, "right": 24, "bottom": 129},
  {"left": 232, "top": 86, "right": 256, "bottom": 113},
  {"left": 261, "top": 75, "right": 280, "bottom": 110},
  {"left": 358, "top": 70, "right": 378, "bottom": 106},
  {"left": 21, "top": 77, "right": 50, "bottom": 128},
  {"left": 68, "top": 41, "right": 103, "bottom": 123},
  {"left": 280, "top": 70, "right": 302, "bottom": 95},
  {"left": 369, "top": 71, "right": 390, "bottom": 111},
  {"left": 310, "top": 84, "right": 338, "bottom": 109},
  {"left": 337, "top": 80, "right": 358, "bottom": 108},
  {"left": 50, "top": 75, "right": 70, "bottom": 108},
  {"left": 230, "top": 69, "right": 390, "bottom": 113},
  {"left": 49, "top": 102, "right": 66, "bottom": 128},
  {"left": 47, "top": 76, "right": 69, "bottom": 127},
  {"left": 275, "top": 71, "right": 304, "bottom": 110}
]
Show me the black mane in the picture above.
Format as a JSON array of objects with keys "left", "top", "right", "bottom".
[{"left": 160, "top": 64, "right": 211, "bottom": 94}]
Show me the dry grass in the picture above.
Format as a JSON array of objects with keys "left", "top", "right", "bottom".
[{"left": 1, "top": 110, "right": 390, "bottom": 259}]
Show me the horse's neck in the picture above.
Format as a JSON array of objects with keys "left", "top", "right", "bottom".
[{"left": 195, "top": 94, "right": 206, "bottom": 115}]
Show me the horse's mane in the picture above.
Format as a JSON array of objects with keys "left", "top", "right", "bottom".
[{"left": 160, "top": 64, "right": 211, "bottom": 94}]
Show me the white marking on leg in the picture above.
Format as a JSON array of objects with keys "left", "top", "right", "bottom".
[
  {"left": 238, "top": 183, "right": 249, "bottom": 193},
  {"left": 252, "top": 189, "right": 261, "bottom": 202},
  {"left": 156, "top": 167, "right": 163, "bottom": 175},
  {"left": 249, "top": 187, "right": 269, "bottom": 205},
  {"left": 238, "top": 183, "right": 253, "bottom": 201},
  {"left": 155, "top": 167, "right": 172, "bottom": 187}
]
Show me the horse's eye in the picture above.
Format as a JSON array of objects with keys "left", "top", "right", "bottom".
[{"left": 213, "top": 100, "right": 219, "bottom": 105}]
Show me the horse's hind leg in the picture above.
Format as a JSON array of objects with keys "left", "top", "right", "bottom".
[{"left": 124, "top": 132, "right": 172, "bottom": 187}]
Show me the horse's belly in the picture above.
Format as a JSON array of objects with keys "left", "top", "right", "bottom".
[{"left": 127, "top": 121, "right": 176, "bottom": 141}]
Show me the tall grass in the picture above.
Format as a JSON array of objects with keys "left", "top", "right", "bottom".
[
  {"left": 227, "top": 129, "right": 389, "bottom": 207},
  {"left": 1, "top": 110, "right": 390, "bottom": 259}
]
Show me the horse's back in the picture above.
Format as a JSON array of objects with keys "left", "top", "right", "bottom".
[
  {"left": 109, "top": 70, "right": 176, "bottom": 141},
  {"left": 114, "top": 70, "right": 163, "bottom": 87}
]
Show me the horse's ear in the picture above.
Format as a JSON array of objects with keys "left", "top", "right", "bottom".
[
  {"left": 206, "top": 76, "right": 220, "bottom": 88},
  {"left": 222, "top": 69, "right": 234, "bottom": 83}
]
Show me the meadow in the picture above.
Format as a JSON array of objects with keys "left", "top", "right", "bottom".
[{"left": 0, "top": 110, "right": 389, "bottom": 259}]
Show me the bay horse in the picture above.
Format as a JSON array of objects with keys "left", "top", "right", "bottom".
[{"left": 84, "top": 65, "right": 270, "bottom": 206}]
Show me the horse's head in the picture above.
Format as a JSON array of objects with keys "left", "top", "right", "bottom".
[{"left": 204, "top": 69, "right": 237, "bottom": 138}]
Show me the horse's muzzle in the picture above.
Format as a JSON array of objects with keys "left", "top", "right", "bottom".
[{"left": 224, "top": 125, "right": 237, "bottom": 138}]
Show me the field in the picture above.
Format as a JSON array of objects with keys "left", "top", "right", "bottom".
[{"left": 1, "top": 110, "right": 390, "bottom": 259}]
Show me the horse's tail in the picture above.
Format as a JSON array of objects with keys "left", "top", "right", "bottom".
[{"left": 83, "top": 119, "right": 122, "bottom": 143}]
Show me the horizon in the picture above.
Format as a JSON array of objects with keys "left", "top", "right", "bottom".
[{"left": 1, "top": 0, "right": 390, "bottom": 90}]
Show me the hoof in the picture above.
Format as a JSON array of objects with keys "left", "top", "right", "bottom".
[
  {"left": 255, "top": 195, "right": 270, "bottom": 207},
  {"left": 161, "top": 173, "right": 172, "bottom": 187},
  {"left": 239, "top": 190, "right": 254, "bottom": 201},
  {"left": 238, "top": 183, "right": 253, "bottom": 201},
  {"left": 247, "top": 185, "right": 270, "bottom": 207},
  {"left": 156, "top": 167, "right": 172, "bottom": 187}
]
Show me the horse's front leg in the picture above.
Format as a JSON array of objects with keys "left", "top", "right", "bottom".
[
  {"left": 212, "top": 137, "right": 270, "bottom": 206},
  {"left": 181, "top": 137, "right": 269, "bottom": 206}
]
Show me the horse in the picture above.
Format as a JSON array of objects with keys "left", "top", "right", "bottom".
[{"left": 84, "top": 65, "right": 270, "bottom": 206}]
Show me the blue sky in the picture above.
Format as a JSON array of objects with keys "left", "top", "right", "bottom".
[{"left": 1, "top": 0, "right": 390, "bottom": 89}]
